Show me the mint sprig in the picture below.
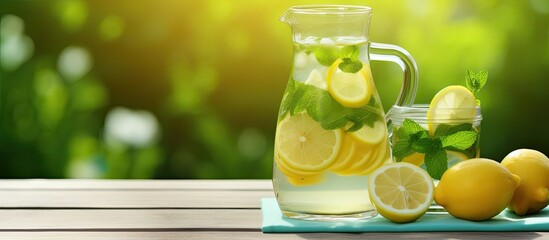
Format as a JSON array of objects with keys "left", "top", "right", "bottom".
[
  {"left": 394, "top": 119, "right": 478, "bottom": 179},
  {"left": 311, "top": 44, "right": 363, "bottom": 73},
  {"left": 465, "top": 69, "right": 488, "bottom": 105},
  {"left": 279, "top": 78, "right": 382, "bottom": 132}
]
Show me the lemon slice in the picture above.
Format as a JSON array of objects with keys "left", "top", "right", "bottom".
[
  {"left": 402, "top": 151, "right": 468, "bottom": 167},
  {"left": 329, "top": 134, "right": 357, "bottom": 172},
  {"left": 326, "top": 59, "right": 372, "bottom": 108},
  {"left": 287, "top": 174, "right": 325, "bottom": 186},
  {"left": 342, "top": 138, "right": 390, "bottom": 176},
  {"left": 428, "top": 85, "right": 476, "bottom": 133},
  {"left": 401, "top": 152, "right": 425, "bottom": 166},
  {"left": 275, "top": 112, "right": 343, "bottom": 172},
  {"left": 368, "top": 162, "right": 434, "bottom": 223},
  {"left": 356, "top": 139, "right": 391, "bottom": 175},
  {"left": 275, "top": 153, "right": 317, "bottom": 178},
  {"left": 349, "top": 121, "right": 387, "bottom": 145}
]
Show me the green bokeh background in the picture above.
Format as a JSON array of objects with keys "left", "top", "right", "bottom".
[{"left": 1, "top": 0, "right": 548, "bottom": 179}]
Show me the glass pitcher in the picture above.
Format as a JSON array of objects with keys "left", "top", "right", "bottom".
[{"left": 272, "top": 5, "right": 418, "bottom": 220}]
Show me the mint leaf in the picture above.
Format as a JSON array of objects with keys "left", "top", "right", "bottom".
[
  {"left": 320, "top": 106, "right": 350, "bottom": 130},
  {"left": 396, "top": 127, "right": 410, "bottom": 140},
  {"left": 339, "top": 58, "right": 363, "bottom": 73},
  {"left": 346, "top": 122, "right": 363, "bottom": 132},
  {"left": 279, "top": 80, "right": 302, "bottom": 118},
  {"left": 424, "top": 149, "right": 448, "bottom": 180},
  {"left": 441, "top": 131, "right": 477, "bottom": 150},
  {"left": 434, "top": 123, "right": 473, "bottom": 138},
  {"left": 412, "top": 138, "right": 433, "bottom": 153},
  {"left": 314, "top": 46, "right": 339, "bottom": 66},
  {"left": 402, "top": 119, "right": 427, "bottom": 136},
  {"left": 346, "top": 106, "right": 381, "bottom": 129},
  {"left": 465, "top": 69, "right": 488, "bottom": 94},
  {"left": 340, "top": 45, "right": 360, "bottom": 60},
  {"left": 393, "top": 139, "right": 414, "bottom": 160},
  {"left": 307, "top": 89, "right": 332, "bottom": 121}
]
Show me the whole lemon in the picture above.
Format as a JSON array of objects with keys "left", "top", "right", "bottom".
[
  {"left": 501, "top": 149, "right": 549, "bottom": 215},
  {"left": 434, "top": 158, "right": 521, "bottom": 221}
]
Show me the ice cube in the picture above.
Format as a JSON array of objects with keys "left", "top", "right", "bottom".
[
  {"left": 319, "top": 37, "right": 335, "bottom": 45},
  {"left": 304, "top": 69, "right": 327, "bottom": 90}
]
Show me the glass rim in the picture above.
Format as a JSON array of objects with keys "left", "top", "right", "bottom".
[
  {"left": 390, "top": 104, "right": 481, "bottom": 111},
  {"left": 288, "top": 5, "right": 372, "bottom": 15},
  {"left": 388, "top": 104, "right": 483, "bottom": 124}
]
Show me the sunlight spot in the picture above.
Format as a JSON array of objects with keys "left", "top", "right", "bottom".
[
  {"left": 0, "top": 14, "right": 24, "bottom": 38},
  {"left": 54, "top": 0, "right": 88, "bottom": 33},
  {"left": 99, "top": 15, "right": 125, "bottom": 41},
  {"left": 67, "top": 158, "right": 102, "bottom": 178},
  {"left": 33, "top": 68, "right": 68, "bottom": 127},
  {"left": 104, "top": 107, "right": 160, "bottom": 148},
  {"left": 58, "top": 46, "right": 92, "bottom": 81},
  {"left": 0, "top": 15, "right": 34, "bottom": 71},
  {"left": 208, "top": 0, "right": 234, "bottom": 23}
]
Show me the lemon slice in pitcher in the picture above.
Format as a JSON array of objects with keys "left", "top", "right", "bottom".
[
  {"left": 427, "top": 85, "right": 476, "bottom": 133},
  {"left": 368, "top": 162, "right": 434, "bottom": 223},
  {"left": 276, "top": 112, "right": 343, "bottom": 172},
  {"left": 349, "top": 121, "right": 387, "bottom": 145},
  {"left": 327, "top": 59, "right": 373, "bottom": 108}
]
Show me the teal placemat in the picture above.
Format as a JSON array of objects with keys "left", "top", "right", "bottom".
[{"left": 261, "top": 198, "right": 549, "bottom": 232}]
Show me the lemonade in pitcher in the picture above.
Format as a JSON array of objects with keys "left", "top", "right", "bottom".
[
  {"left": 272, "top": 5, "right": 419, "bottom": 220},
  {"left": 273, "top": 37, "right": 390, "bottom": 218}
]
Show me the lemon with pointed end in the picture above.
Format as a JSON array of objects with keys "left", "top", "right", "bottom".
[
  {"left": 434, "top": 158, "right": 521, "bottom": 221},
  {"left": 275, "top": 112, "right": 343, "bottom": 172},
  {"left": 501, "top": 149, "right": 549, "bottom": 216},
  {"left": 368, "top": 162, "right": 434, "bottom": 223},
  {"left": 326, "top": 59, "right": 373, "bottom": 108},
  {"left": 427, "top": 85, "right": 476, "bottom": 134}
]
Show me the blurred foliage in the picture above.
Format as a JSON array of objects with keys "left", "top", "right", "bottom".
[{"left": 0, "top": 0, "right": 548, "bottom": 179}]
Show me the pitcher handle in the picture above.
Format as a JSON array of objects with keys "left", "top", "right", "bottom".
[{"left": 369, "top": 42, "right": 418, "bottom": 108}]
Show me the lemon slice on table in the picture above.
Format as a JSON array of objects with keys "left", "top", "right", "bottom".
[
  {"left": 326, "top": 59, "right": 373, "bottom": 108},
  {"left": 427, "top": 85, "right": 476, "bottom": 133},
  {"left": 275, "top": 112, "right": 343, "bottom": 172},
  {"left": 368, "top": 162, "right": 434, "bottom": 223}
]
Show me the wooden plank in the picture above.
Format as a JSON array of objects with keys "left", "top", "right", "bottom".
[
  {"left": 0, "top": 231, "right": 546, "bottom": 240},
  {"left": 0, "top": 179, "right": 273, "bottom": 191},
  {"left": 0, "top": 190, "right": 274, "bottom": 208},
  {"left": 0, "top": 209, "right": 262, "bottom": 230}
]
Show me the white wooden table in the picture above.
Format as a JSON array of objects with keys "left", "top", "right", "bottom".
[{"left": 0, "top": 179, "right": 546, "bottom": 239}]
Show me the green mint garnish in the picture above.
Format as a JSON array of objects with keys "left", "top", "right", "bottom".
[
  {"left": 311, "top": 44, "right": 363, "bottom": 74},
  {"left": 339, "top": 58, "right": 363, "bottom": 73},
  {"left": 313, "top": 46, "right": 339, "bottom": 66},
  {"left": 394, "top": 118, "right": 478, "bottom": 179},
  {"left": 424, "top": 149, "right": 448, "bottom": 180},
  {"left": 441, "top": 131, "right": 478, "bottom": 150},
  {"left": 465, "top": 69, "right": 488, "bottom": 105},
  {"left": 340, "top": 45, "right": 360, "bottom": 59},
  {"left": 279, "top": 78, "right": 382, "bottom": 132}
]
